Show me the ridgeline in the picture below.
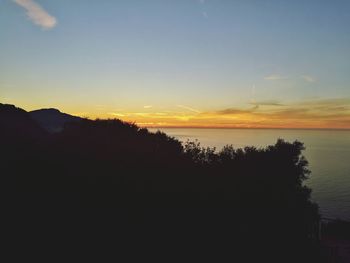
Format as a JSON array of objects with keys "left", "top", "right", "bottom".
[{"left": 1, "top": 103, "right": 324, "bottom": 262}]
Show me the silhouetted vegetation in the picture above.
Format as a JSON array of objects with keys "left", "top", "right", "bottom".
[
  {"left": 322, "top": 219, "right": 350, "bottom": 240},
  {"left": 2, "top": 104, "right": 325, "bottom": 262}
]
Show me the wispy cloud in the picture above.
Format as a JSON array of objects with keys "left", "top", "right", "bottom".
[
  {"left": 197, "top": 98, "right": 350, "bottom": 128},
  {"left": 249, "top": 100, "right": 284, "bottom": 107},
  {"left": 108, "top": 112, "right": 126, "bottom": 117},
  {"left": 197, "top": 0, "right": 208, "bottom": 18},
  {"left": 214, "top": 108, "right": 255, "bottom": 115},
  {"left": 177, "top": 105, "right": 201, "bottom": 114},
  {"left": 121, "top": 98, "right": 350, "bottom": 129},
  {"left": 143, "top": 105, "right": 153, "bottom": 109},
  {"left": 13, "top": 0, "right": 57, "bottom": 29},
  {"left": 84, "top": 98, "right": 350, "bottom": 129},
  {"left": 302, "top": 75, "right": 316, "bottom": 83},
  {"left": 1, "top": 97, "right": 12, "bottom": 102},
  {"left": 264, "top": 74, "right": 287, "bottom": 80}
]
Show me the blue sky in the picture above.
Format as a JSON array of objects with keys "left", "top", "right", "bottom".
[{"left": 1, "top": 0, "right": 350, "bottom": 128}]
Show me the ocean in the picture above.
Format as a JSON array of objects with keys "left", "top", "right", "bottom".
[{"left": 149, "top": 128, "right": 350, "bottom": 221}]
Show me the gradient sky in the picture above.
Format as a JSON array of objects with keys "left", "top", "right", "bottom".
[{"left": 1, "top": 0, "right": 350, "bottom": 128}]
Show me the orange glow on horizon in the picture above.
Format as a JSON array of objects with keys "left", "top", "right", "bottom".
[
  {"left": 78, "top": 108, "right": 350, "bottom": 130},
  {"left": 10, "top": 97, "right": 350, "bottom": 130}
]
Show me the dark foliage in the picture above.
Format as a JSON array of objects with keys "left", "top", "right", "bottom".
[
  {"left": 1, "top": 104, "right": 323, "bottom": 262},
  {"left": 322, "top": 219, "right": 350, "bottom": 240}
]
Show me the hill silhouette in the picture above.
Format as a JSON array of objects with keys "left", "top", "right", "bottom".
[
  {"left": 0, "top": 103, "right": 47, "bottom": 141},
  {"left": 29, "top": 108, "right": 81, "bottom": 132},
  {"left": 2, "top": 103, "right": 324, "bottom": 262}
]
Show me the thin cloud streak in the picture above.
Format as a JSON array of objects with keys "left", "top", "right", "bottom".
[
  {"left": 13, "top": 0, "right": 57, "bottom": 29},
  {"left": 264, "top": 74, "right": 287, "bottom": 80},
  {"left": 108, "top": 113, "right": 126, "bottom": 117},
  {"left": 213, "top": 108, "right": 255, "bottom": 115},
  {"left": 177, "top": 105, "right": 201, "bottom": 114},
  {"left": 302, "top": 75, "right": 316, "bottom": 83},
  {"left": 75, "top": 98, "right": 350, "bottom": 129},
  {"left": 113, "top": 98, "right": 350, "bottom": 129},
  {"left": 249, "top": 100, "right": 284, "bottom": 107}
]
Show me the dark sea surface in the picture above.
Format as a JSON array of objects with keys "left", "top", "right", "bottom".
[{"left": 150, "top": 128, "right": 350, "bottom": 220}]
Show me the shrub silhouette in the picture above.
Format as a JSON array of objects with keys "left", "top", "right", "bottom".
[{"left": 1, "top": 104, "right": 323, "bottom": 262}]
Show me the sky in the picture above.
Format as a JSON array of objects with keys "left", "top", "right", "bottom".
[{"left": 1, "top": 0, "right": 350, "bottom": 128}]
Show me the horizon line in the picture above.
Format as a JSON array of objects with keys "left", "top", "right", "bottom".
[
  {"left": 143, "top": 125, "right": 350, "bottom": 131},
  {"left": 3, "top": 102, "right": 350, "bottom": 131}
]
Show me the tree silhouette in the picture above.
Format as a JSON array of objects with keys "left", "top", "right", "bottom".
[{"left": 1, "top": 103, "right": 324, "bottom": 262}]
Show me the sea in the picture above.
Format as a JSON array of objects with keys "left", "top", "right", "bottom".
[{"left": 149, "top": 128, "right": 350, "bottom": 221}]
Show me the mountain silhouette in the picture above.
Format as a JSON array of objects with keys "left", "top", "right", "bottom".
[
  {"left": 29, "top": 108, "right": 81, "bottom": 132},
  {"left": 2, "top": 102, "right": 325, "bottom": 263},
  {"left": 0, "top": 103, "right": 47, "bottom": 142}
]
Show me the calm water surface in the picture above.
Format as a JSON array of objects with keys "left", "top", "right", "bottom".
[{"left": 150, "top": 128, "right": 350, "bottom": 220}]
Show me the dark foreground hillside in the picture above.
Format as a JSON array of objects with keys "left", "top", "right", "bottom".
[{"left": 2, "top": 104, "right": 324, "bottom": 262}]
